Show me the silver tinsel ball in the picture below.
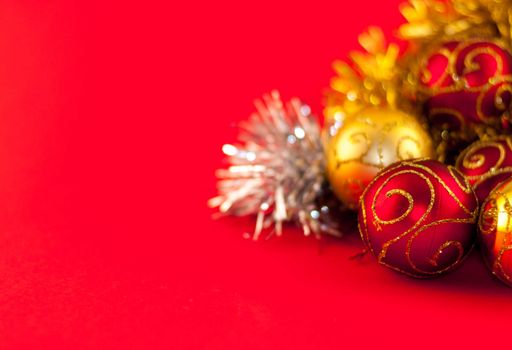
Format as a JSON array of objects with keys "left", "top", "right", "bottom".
[{"left": 209, "top": 90, "right": 342, "bottom": 239}]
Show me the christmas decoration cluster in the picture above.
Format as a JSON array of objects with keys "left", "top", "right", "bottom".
[{"left": 209, "top": 0, "right": 512, "bottom": 287}]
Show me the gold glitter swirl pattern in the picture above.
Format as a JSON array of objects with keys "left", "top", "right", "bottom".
[
  {"left": 338, "top": 131, "right": 372, "bottom": 164},
  {"left": 429, "top": 240, "right": 464, "bottom": 268},
  {"left": 448, "top": 166, "right": 473, "bottom": 194},
  {"left": 396, "top": 136, "right": 423, "bottom": 159},
  {"left": 371, "top": 173, "right": 420, "bottom": 227},
  {"left": 359, "top": 159, "right": 477, "bottom": 278},
  {"left": 406, "top": 219, "right": 473, "bottom": 275},
  {"left": 411, "top": 162, "right": 476, "bottom": 215},
  {"left": 416, "top": 40, "right": 512, "bottom": 134},
  {"left": 419, "top": 40, "right": 512, "bottom": 95},
  {"left": 456, "top": 136, "right": 512, "bottom": 199},
  {"left": 463, "top": 46, "right": 504, "bottom": 79},
  {"left": 479, "top": 195, "right": 498, "bottom": 236},
  {"left": 476, "top": 77, "right": 512, "bottom": 121},
  {"left": 457, "top": 138, "right": 508, "bottom": 182},
  {"left": 462, "top": 153, "right": 486, "bottom": 169},
  {"left": 326, "top": 108, "right": 435, "bottom": 209}
]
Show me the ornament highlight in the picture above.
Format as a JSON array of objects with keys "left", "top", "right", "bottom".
[
  {"left": 456, "top": 136, "right": 512, "bottom": 202},
  {"left": 358, "top": 159, "right": 478, "bottom": 278},
  {"left": 479, "top": 178, "right": 512, "bottom": 287},
  {"left": 326, "top": 107, "right": 435, "bottom": 209}
]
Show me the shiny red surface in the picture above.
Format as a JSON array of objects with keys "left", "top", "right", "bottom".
[
  {"left": 0, "top": 1, "right": 512, "bottom": 349},
  {"left": 359, "top": 160, "right": 478, "bottom": 277},
  {"left": 456, "top": 136, "right": 512, "bottom": 202},
  {"left": 421, "top": 40, "right": 512, "bottom": 129}
]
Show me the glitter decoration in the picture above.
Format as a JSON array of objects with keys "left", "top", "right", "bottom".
[
  {"left": 358, "top": 159, "right": 478, "bottom": 278},
  {"left": 398, "top": 0, "right": 512, "bottom": 47},
  {"left": 324, "top": 27, "right": 409, "bottom": 129},
  {"left": 209, "top": 91, "right": 343, "bottom": 239}
]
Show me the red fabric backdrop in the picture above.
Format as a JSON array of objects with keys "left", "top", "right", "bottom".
[{"left": 0, "top": 1, "right": 509, "bottom": 349}]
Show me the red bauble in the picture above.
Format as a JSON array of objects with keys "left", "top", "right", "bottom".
[
  {"left": 456, "top": 136, "right": 512, "bottom": 202},
  {"left": 358, "top": 159, "right": 478, "bottom": 278},
  {"left": 478, "top": 178, "right": 512, "bottom": 287},
  {"left": 419, "top": 40, "right": 512, "bottom": 133}
]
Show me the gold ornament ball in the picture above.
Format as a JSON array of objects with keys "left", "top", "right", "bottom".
[
  {"left": 326, "top": 107, "right": 435, "bottom": 209},
  {"left": 478, "top": 178, "right": 512, "bottom": 287}
]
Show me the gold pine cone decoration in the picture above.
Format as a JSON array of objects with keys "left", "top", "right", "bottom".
[{"left": 326, "top": 107, "right": 435, "bottom": 209}]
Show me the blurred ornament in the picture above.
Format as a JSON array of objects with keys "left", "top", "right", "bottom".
[
  {"left": 399, "top": 0, "right": 512, "bottom": 48},
  {"left": 419, "top": 40, "right": 512, "bottom": 129},
  {"left": 209, "top": 90, "right": 343, "bottom": 239},
  {"left": 415, "top": 40, "right": 512, "bottom": 158},
  {"left": 478, "top": 178, "right": 512, "bottom": 287},
  {"left": 326, "top": 107, "right": 435, "bottom": 209},
  {"left": 456, "top": 136, "right": 512, "bottom": 202},
  {"left": 358, "top": 159, "right": 478, "bottom": 278}
]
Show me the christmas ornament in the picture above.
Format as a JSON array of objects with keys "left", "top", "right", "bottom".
[
  {"left": 478, "top": 178, "right": 512, "bottom": 286},
  {"left": 326, "top": 107, "right": 435, "bottom": 209},
  {"left": 358, "top": 159, "right": 478, "bottom": 277},
  {"left": 456, "top": 136, "right": 512, "bottom": 202},
  {"left": 325, "top": 27, "right": 434, "bottom": 209},
  {"left": 209, "top": 90, "right": 342, "bottom": 239},
  {"left": 417, "top": 40, "right": 512, "bottom": 138}
]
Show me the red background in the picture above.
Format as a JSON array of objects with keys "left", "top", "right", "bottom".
[{"left": 0, "top": 0, "right": 510, "bottom": 349}]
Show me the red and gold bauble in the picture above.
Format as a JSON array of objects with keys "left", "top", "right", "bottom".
[
  {"left": 326, "top": 107, "right": 435, "bottom": 209},
  {"left": 358, "top": 159, "right": 478, "bottom": 277},
  {"left": 478, "top": 178, "right": 512, "bottom": 287},
  {"left": 456, "top": 136, "right": 512, "bottom": 202},
  {"left": 418, "top": 40, "right": 512, "bottom": 137}
]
